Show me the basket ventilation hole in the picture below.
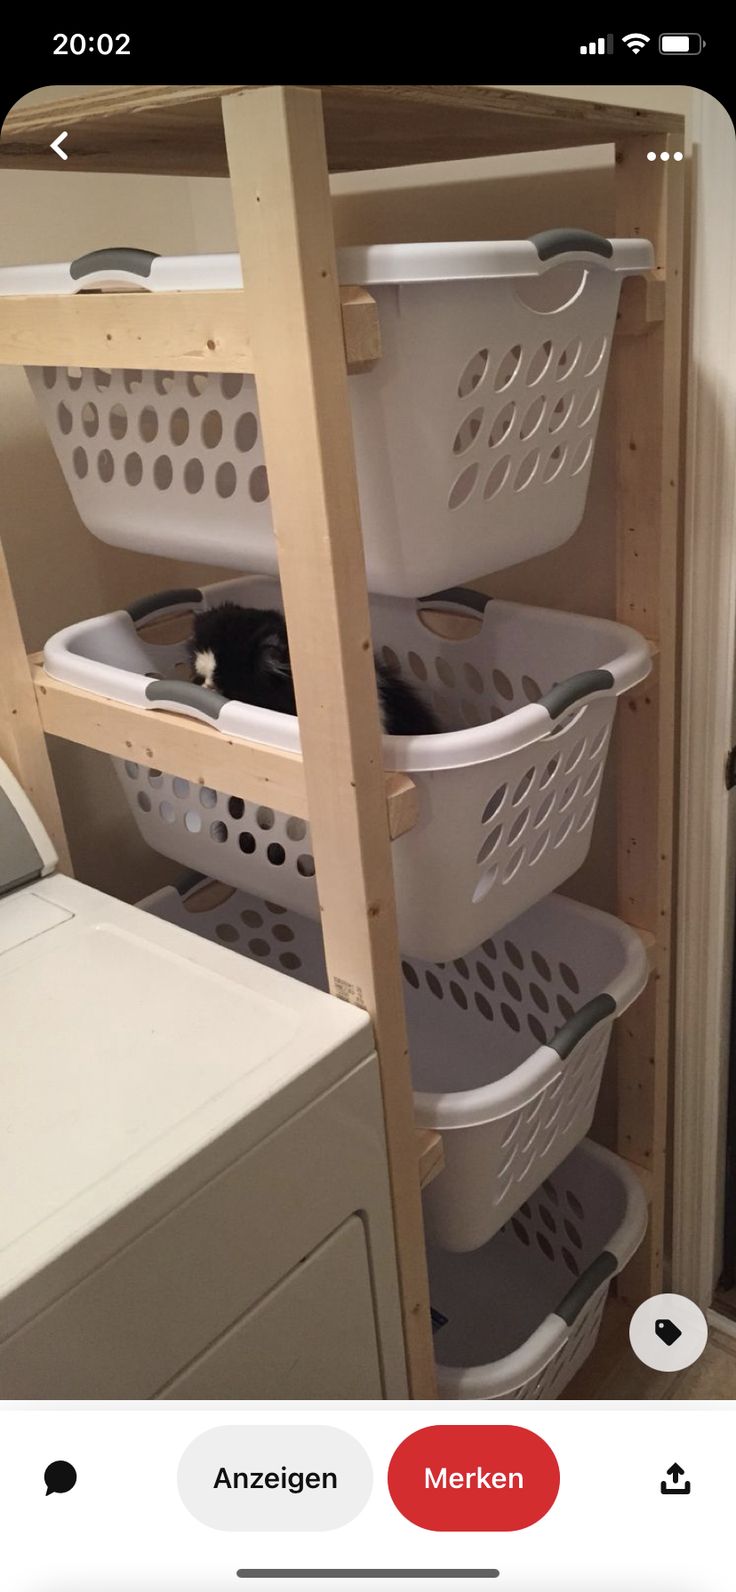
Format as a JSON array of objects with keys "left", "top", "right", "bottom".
[
  {"left": 529, "top": 831, "right": 550, "bottom": 865},
  {"left": 519, "top": 395, "right": 547, "bottom": 440},
  {"left": 240, "top": 909, "right": 263, "bottom": 927},
  {"left": 425, "top": 971, "right": 443, "bottom": 999},
  {"left": 272, "top": 924, "right": 295, "bottom": 943},
  {"left": 184, "top": 458, "right": 204, "bottom": 495},
  {"left": 488, "top": 401, "right": 516, "bottom": 448},
  {"left": 152, "top": 455, "right": 175, "bottom": 494},
  {"left": 476, "top": 961, "right": 495, "bottom": 992},
  {"left": 187, "top": 373, "right": 208, "bottom": 397},
  {"left": 555, "top": 339, "right": 582, "bottom": 381},
  {"left": 558, "top": 995, "right": 575, "bottom": 1022},
  {"left": 512, "top": 1218, "right": 531, "bottom": 1245},
  {"left": 249, "top": 938, "right": 270, "bottom": 957},
  {"left": 381, "top": 645, "right": 401, "bottom": 675},
  {"left": 578, "top": 387, "right": 601, "bottom": 428},
  {"left": 221, "top": 374, "right": 244, "bottom": 399},
  {"left": 562, "top": 1249, "right": 581, "bottom": 1276},
  {"left": 449, "top": 980, "right": 468, "bottom": 1010},
  {"left": 475, "top": 992, "right": 494, "bottom": 1021},
  {"left": 280, "top": 952, "right": 302, "bottom": 971},
  {"left": 153, "top": 371, "right": 175, "bottom": 395},
  {"left": 526, "top": 340, "right": 553, "bottom": 386},
  {"left": 505, "top": 939, "right": 524, "bottom": 971},
  {"left": 147, "top": 769, "right": 163, "bottom": 786},
  {"left": 570, "top": 437, "right": 594, "bottom": 476},
  {"left": 472, "top": 865, "right": 498, "bottom": 904},
  {"left": 539, "top": 1205, "right": 557, "bottom": 1233},
  {"left": 42, "top": 367, "right": 57, "bottom": 389},
  {"left": 484, "top": 456, "right": 510, "bottom": 500},
  {"left": 408, "top": 650, "right": 428, "bottom": 681},
  {"left": 286, "top": 816, "right": 308, "bottom": 841},
  {"left": 543, "top": 444, "right": 567, "bottom": 482},
  {"left": 170, "top": 408, "right": 189, "bottom": 446},
  {"left": 577, "top": 798, "right": 598, "bottom": 832},
  {"left": 533, "top": 951, "right": 552, "bottom": 982},
  {"left": 216, "top": 923, "right": 239, "bottom": 943},
  {"left": 184, "top": 810, "right": 202, "bottom": 833},
  {"left": 564, "top": 1219, "right": 584, "bottom": 1249},
  {"left": 267, "top": 843, "right": 286, "bottom": 866},
  {"left": 566, "top": 1190, "right": 585, "bottom": 1218},
  {"left": 124, "top": 452, "right": 143, "bottom": 486},
  {"left": 296, "top": 854, "right": 315, "bottom": 877},
  {"left": 494, "top": 344, "right": 522, "bottom": 392},
  {"left": 503, "top": 848, "right": 525, "bottom": 884},
  {"left": 122, "top": 370, "right": 142, "bottom": 392},
  {"left": 172, "top": 777, "right": 189, "bottom": 798},
  {"left": 453, "top": 407, "right": 484, "bottom": 454},
  {"left": 72, "top": 447, "right": 88, "bottom": 479},
  {"left": 454, "top": 956, "right": 470, "bottom": 979},
  {"left": 536, "top": 1231, "right": 556, "bottom": 1261},
  {"left": 227, "top": 795, "right": 244, "bottom": 819},
  {"left": 202, "top": 410, "right": 223, "bottom": 449},
  {"left": 508, "top": 810, "right": 529, "bottom": 846},
  {"left": 522, "top": 675, "right": 542, "bottom": 702},
  {"left": 514, "top": 450, "right": 540, "bottom": 492},
  {"left": 464, "top": 663, "right": 484, "bottom": 694},
  {"left": 481, "top": 787, "right": 506, "bottom": 824},
  {"left": 584, "top": 335, "right": 608, "bottom": 375},
  {"left": 528, "top": 1014, "right": 547, "bottom": 1044},
  {"left": 448, "top": 463, "right": 479, "bottom": 510},
  {"left": 82, "top": 402, "right": 100, "bottom": 437},
  {"left": 492, "top": 669, "right": 514, "bottom": 701},
  {"left": 136, "top": 791, "right": 151, "bottom": 813},
  {"left": 239, "top": 832, "right": 256, "bottom": 854},
  {"left": 159, "top": 800, "right": 175, "bottom": 823},
  {"left": 402, "top": 961, "right": 420, "bottom": 989},
  {"left": 476, "top": 826, "right": 502, "bottom": 866},
  {"left": 540, "top": 756, "right": 560, "bottom": 789},
  {"left": 138, "top": 407, "right": 158, "bottom": 444},
  {"left": 109, "top": 402, "right": 128, "bottom": 440},
  {"left": 210, "top": 821, "right": 228, "bottom": 843},
  {"left": 503, "top": 972, "right": 522, "bottom": 1002},
  {"left": 216, "top": 462, "right": 237, "bottom": 499},
  {"left": 435, "top": 656, "right": 455, "bottom": 688},
  {"left": 97, "top": 449, "right": 115, "bottom": 483},
  {"left": 256, "top": 806, "right": 275, "bottom": 830},
  {"left": 66, "top": 367, "right": 83, "bottom": 390},
  {"left": 558, "top": 780, "right": 580, "bottom": 814},
  {"left": 530, "top": 982, "right": 549, "bottom": 1012},
  {"left": 93, "top": 369, "right": 112, "bottom": 391},
  {"left": 457, "top": 348, "right": 489, "bottom": 398},
  {"left": 512, "top": 768, "right": 535, "bottom": 806},
  {"left": 501, "top": 1001, "right": 520, "bottom": 1032},
  {"left": 235, "top": 412, "right": 258, "bottom": 453},
  {"left": 57, "top": 401, "right": 74, "bottom": 436},
  {"left": 249, "top": 464, "right": 269, "bottom": 503},
  {"left": 555, "top": 814, "right": 576, "bottom": 848}
]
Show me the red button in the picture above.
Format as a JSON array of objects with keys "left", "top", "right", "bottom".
[{"left": 388, "top": 1425, "right": 559, "bottom": 1532}]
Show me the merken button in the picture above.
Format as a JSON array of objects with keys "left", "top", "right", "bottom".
[{"left": 388, "top": 1425, "right": 559, "bottom": 1531}]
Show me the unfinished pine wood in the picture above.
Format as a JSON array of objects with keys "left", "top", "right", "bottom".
[
  {"left": 0, "top": 84, "right": 683, "bottom": 178},
  {"left": 417, "top": 1129, "right": 444, "bottom": 1192},
  {"left": 0, "top": 541, "right": 71, "bottom": 870},
  {"left": 0, "top": 285, "right": 378, "bottom": 373},
  {"left": 29, "top": 660, "right": 417, "bottom": 841},
  {"left": 222, "top": 84, "right": 435, "bottom": 1397},
  {"left": 614, "top": 134, "right": 685, "bottom": 1302}
]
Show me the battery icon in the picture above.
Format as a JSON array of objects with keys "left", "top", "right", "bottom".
[{"left": 659, "top": 33, "right": 703, "bottom": 53}]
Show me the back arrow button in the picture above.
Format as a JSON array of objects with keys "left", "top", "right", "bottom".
[{"left": 50, "top": 132, "right": 69, "bottom": 161}]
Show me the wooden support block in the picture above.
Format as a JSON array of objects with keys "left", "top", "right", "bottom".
[
  {"left": 0, "top": 285, "right": 379, "bottom": 373},
  {"left": 222, "top": 85, "right": 435, "bottom": 1396},
  {"left": 0, "top": 543, "right": 71, "bottom": 870},
  {"left": 417, "top": 1128, "right": 444, "bottom": 1191},
  {"left": 616, "top": 274, "right": 667, "bottom": 337}
]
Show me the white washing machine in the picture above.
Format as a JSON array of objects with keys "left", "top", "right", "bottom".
[{"left": 0, "top": 760, "right": 407, "bottom": 1398}]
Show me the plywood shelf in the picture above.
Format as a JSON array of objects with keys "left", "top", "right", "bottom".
[
  {"left": 29, "top": 658, "right": 419, "bottom": 840},
  {"left": 1, "top": 83, "right": 683, "bottom": 178}
]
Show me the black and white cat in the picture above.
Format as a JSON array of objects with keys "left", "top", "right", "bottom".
[{"left": 188, "top": 603, "right": 440, "bottom": 736}]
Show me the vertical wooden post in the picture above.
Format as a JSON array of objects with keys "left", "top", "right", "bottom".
[
  {"left": 614, "top": 134, "right": 685, "bottom": 1300},
  {"left": 221, "top": 86, "right": 435, "bottom": 1396},
  {"left": 0, "top": 537, "right": 71, "bottom": 870}
]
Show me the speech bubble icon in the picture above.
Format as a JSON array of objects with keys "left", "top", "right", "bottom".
[
  {"left": 44, "top": 1460, "right": 77, "bottom": 1496},
  {"left": 178, "top": 1426, "right": 372, "bottom": 1532}
]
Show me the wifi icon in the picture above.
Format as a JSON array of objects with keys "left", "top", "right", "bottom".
[{"left": 623, "top": 32, "right": 651, "bottom": 53}]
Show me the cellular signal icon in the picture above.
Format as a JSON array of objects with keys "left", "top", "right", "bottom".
[{"left": 580, "top": 34, "right": 614, "bottom": 54}]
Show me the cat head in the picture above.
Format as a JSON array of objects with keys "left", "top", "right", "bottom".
[{"left": 189, "top": 604, "right": 295, "bottom": 712}]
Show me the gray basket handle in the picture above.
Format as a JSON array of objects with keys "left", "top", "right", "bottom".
[
  {"left": 549, "top": 993, "right": 616, "bottom": 1061},
  {"left": 417, "top": 585, "right": 491, "bottom": 616},
  {"left": 71, "top": 247, "right": 159, "bottom": 283},
  {"left": 174, "top": 869, "right": 207, "bottom": 897},
  {"left": 144, "top": 678, "right": 228, "bottom": 720},
  {"left": 554, "top": 1250, "right": 618, "bottom": 1327},
  {"left": 530, "top": 229, "right": 613, "bottom": 262},
  {"left": 538, "top": 669, "right": 614, "bottom": 720},
  {"left": 127, "top": 588, "right": 203, "bottom": 625}
]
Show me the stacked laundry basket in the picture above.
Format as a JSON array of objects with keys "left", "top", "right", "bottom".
[{"left": 22, "top": 229, "right": 654, "bottom": 1398}]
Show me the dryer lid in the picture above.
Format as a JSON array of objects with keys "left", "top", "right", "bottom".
[{"left": 0, "top": 759, "right": 57, "bottom": 897}]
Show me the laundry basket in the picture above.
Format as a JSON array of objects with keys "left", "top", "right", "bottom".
[
  {"left": 142, "top": 877, "right": 647, "bottom": 1252},
  {"left": 44, "top": 578, "right": 651, "bottom": 961},
  {"left": 5, "top": 233, "right": 653, "bottom": 595},
  {"left": 428, "top": 1140, "right": 648, "bottom": 1399}
]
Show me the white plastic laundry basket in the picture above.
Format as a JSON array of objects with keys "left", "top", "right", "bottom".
[
  {"left": 44, "top": 577, "right": 651, "bottom": 961},
  {"left": 4, "top": 233, "right": 653, "bottom": 594},
  {"left": 428, "top": 1140, "right": 648, "bottom": 1399},
  {"left": 142, "top": 877, "right": 647, "bottom": 1253}
]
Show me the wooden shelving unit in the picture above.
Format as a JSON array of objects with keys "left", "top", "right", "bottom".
[{"left": 0, "top": 85, "right": 686, "bottom": 1398}]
